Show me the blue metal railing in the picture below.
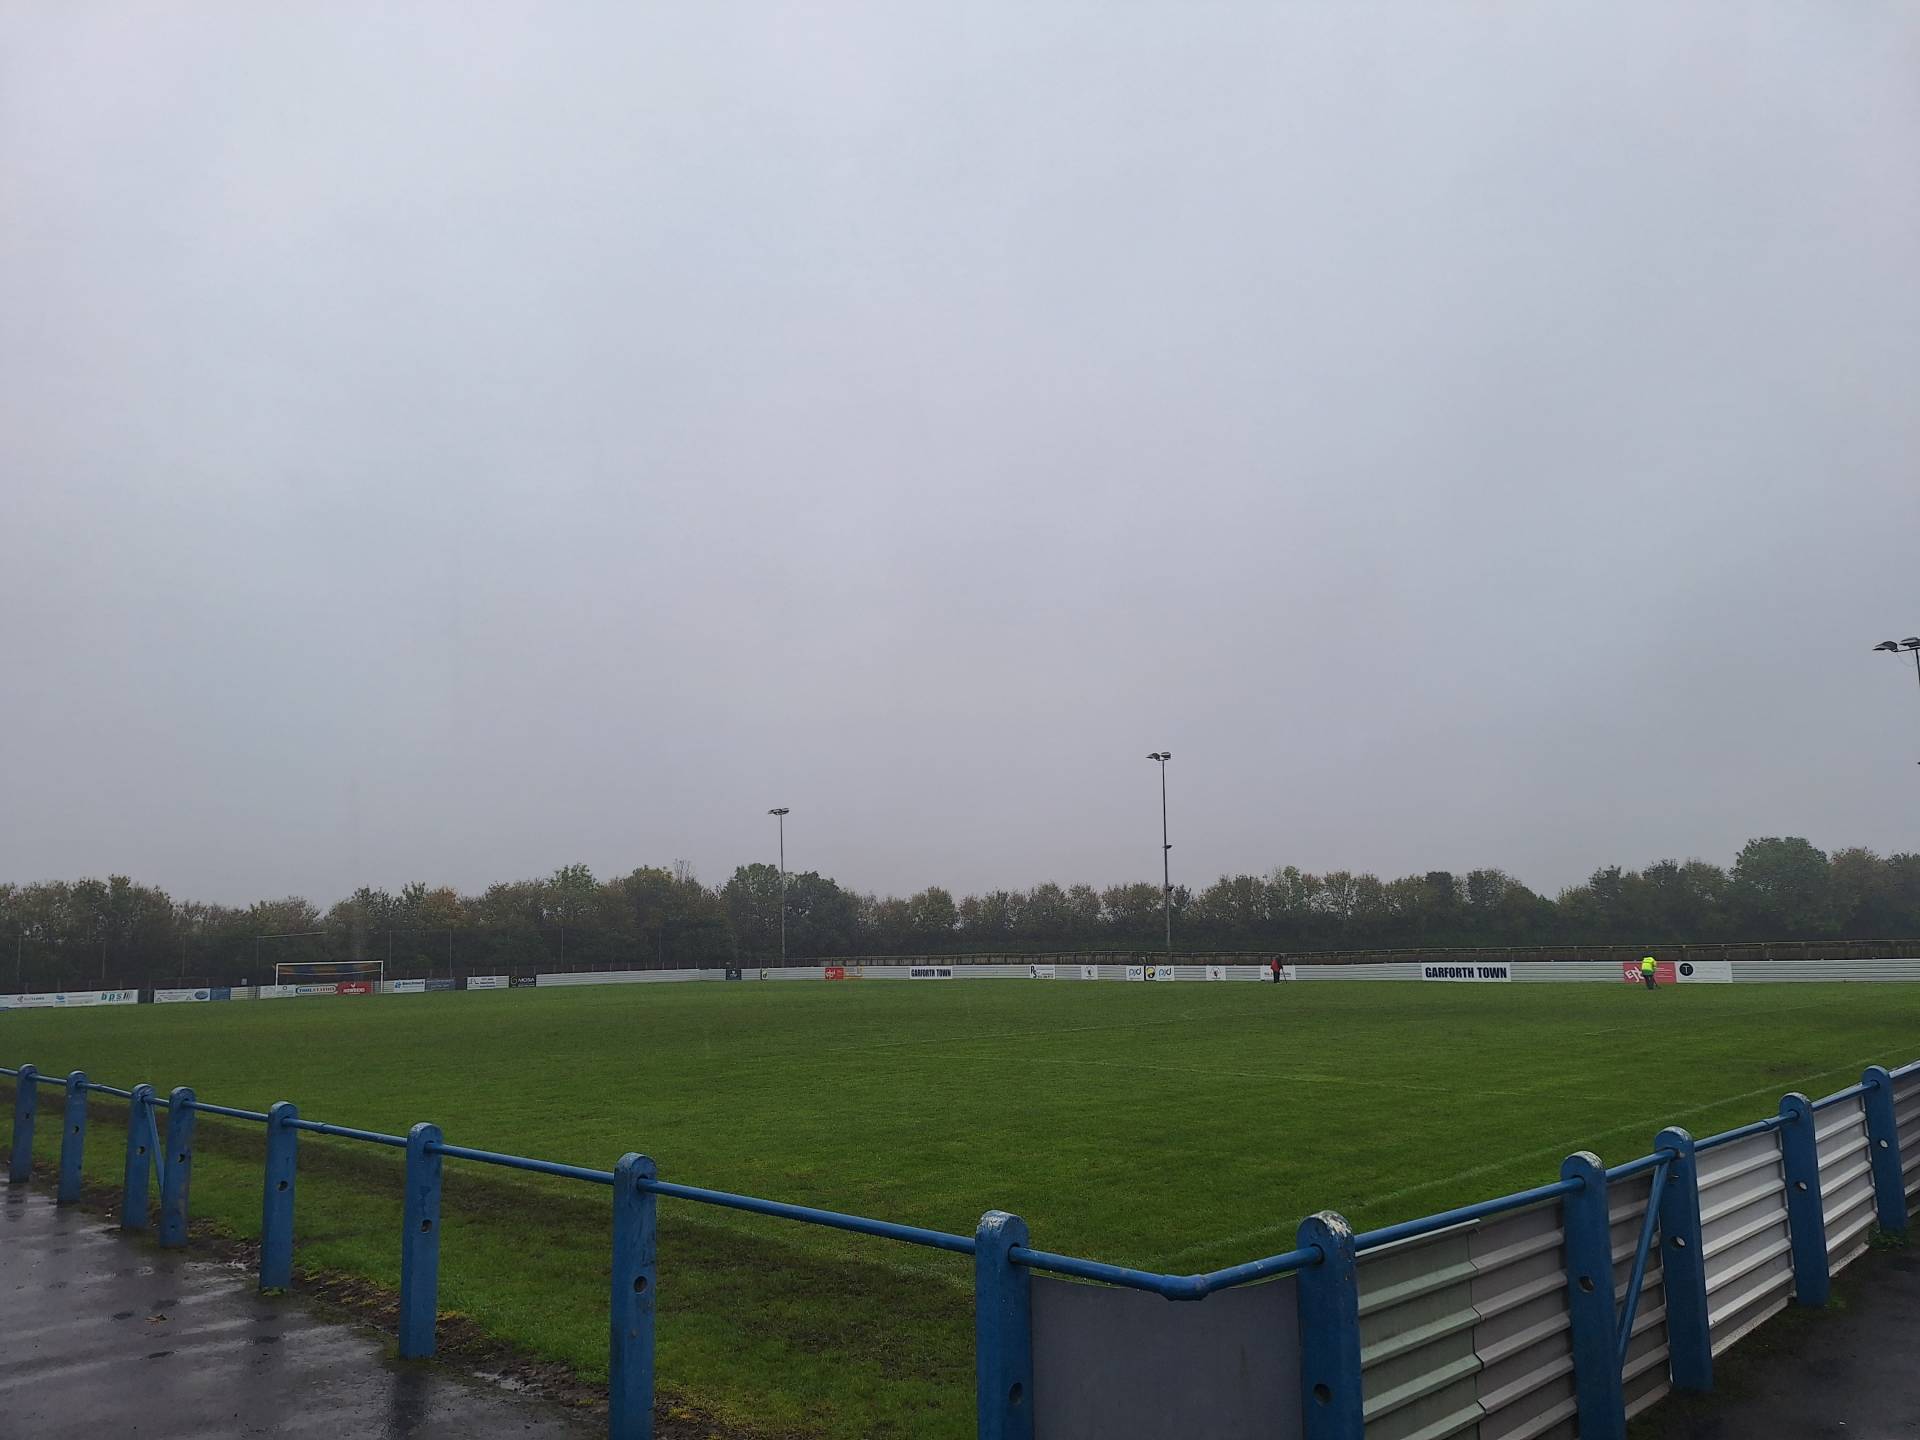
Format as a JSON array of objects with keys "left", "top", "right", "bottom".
[
  {"left": 4, "top": 1054, "right": 1919, "bottom": 1440},
  {"left": 1352, "top": 1175, "right": 1582, "bottom": 1252},
  {"left": 1616, "top": 1153, "right": 1672, "bottom": 1369}
]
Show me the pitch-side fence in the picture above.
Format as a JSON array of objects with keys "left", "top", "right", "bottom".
[{"left": 4, "top": 1053, "right": 1918, "bottom": 1440}]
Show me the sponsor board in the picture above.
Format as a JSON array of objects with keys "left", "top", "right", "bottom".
[
  {"left": 1126, "top": 965, "right": 1146, "bottom": 982},
  {"left": 337, "top": 981, "right": 374, "bottom": 996},
  {"left": 386, "top": 979, "right": 428, "bottom": 994},
  {"left": 153, "top": 988, "right": 215, "bottom": 1004},
  {"left": 1620, "top": 961, "right": 1677, "bottom": 986},
  {"left": 1677, "top": 960, "right": 1733, "bottom": 984},
  {"left": 1205, "top": 965, "right": 1227, "bottom": 981},
  {"left": 910, "top": 966, "right": 955, "bottom": 979},
  {"left": 426, "top": 977, "right": 456, "bottom": 992},
  {"left": 824, "top": 965, "right": 847, "bottom": 981},
  {"left": 1080, "top": 964, "right": 1099, "bottom": 981},
  {"left": 258, "top": 983, "right": 342, "bottom": 999},
  {"left": 724, "top": 967, "right": 744, "bottom": 981},
  {"left": 1, "top": 989, "right": 141, "bottom": 1010},
  {"left": 511, "top": 975, "right": 539, "bottom": 988},
  {"left": 1421, "top": 963, "right": 1511, "bottom": 983},
  {"left": 1029, "top": 964, "right": 1056, "bottom": 979},
  {"left": 1145, "top": 965, "right": 1176, "bottom": 981},
  {"left": 465, "top": 975, "right": 509, "bottom": 990}
]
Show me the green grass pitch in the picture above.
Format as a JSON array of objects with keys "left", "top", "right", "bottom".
[{"left": 5, "top": 980, "right": 1918, "bottom": 1437}]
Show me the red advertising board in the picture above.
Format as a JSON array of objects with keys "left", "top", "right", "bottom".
[
  {"left": 1620, "top": 961, "right": 1676, "bottom": 985},
  {"left": 823, "top": 966, "right": 846, "bottom": 981},
  {"left": 336, "top": 981, "right": 374, "bottom": 995}
]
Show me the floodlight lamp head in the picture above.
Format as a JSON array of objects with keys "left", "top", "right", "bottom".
[
  {"left": 768, "top": 807, "right": 789, "bottom": 816},
  {"left": 1904, "top": 638, "right": 1920, "bottom": 650},
  {"left": 1876, "top": 641, "right": 1901, "bottom": 652}
]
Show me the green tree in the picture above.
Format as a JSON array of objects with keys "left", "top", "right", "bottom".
[{"left": 1732, "top": 838, "right": 1836, "bottom": 936}]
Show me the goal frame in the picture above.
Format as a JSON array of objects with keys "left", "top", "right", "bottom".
[{"left": 273, "top": 959, "right": 385, "bottom": 987}]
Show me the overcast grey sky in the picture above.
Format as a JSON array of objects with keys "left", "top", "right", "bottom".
[{"left": 3, "top": 3, "right": 1917, "bottom": 909}]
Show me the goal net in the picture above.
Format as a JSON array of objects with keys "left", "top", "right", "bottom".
[{"left": 273, "top": 959, "right": 385, "bottom": 988}]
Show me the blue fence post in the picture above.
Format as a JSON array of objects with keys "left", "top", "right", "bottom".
[
  {"left": 610, "top": 1152, "right": 658, "bottom": 1440},
  {"left": 259, "top": 1102, "right": 299, "bottom": 1291},
  {"left": 974, "top": 1210, "right": 1034, "bottom": 1440},
  {"left": 57, "top": 1072, "right": 88, "bottom": 1204},
  {"left": 1653, "top": 1127, "right": 1712, "bottom": 1392},
  {"left": 122, "top": 1084, "right": 155, "bottom": 1229},
  {"left": 1861, "top": 1066, "right": 1907, "bottom": 1237},
  {"left": 157, "top": 1086, "right": 196, "bottom": 1247},
  {"left": 8, "top": 1064, "right": 37, "bottom": 1183},
  {"left": 1778, "top": 1093, "right": 1830, "bottom": 1306},
  {"left": 398, "top": 1122, "right": 443, "bottom": 1359},
  {"left": 1296, "top": 1210, "right": 1364, "bottom": 1440},
  {"left": 1559, "top": 1152, "right": 1626, "bottom": 1440}
]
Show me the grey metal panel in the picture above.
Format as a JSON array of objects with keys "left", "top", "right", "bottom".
[
  {"left": 1030, "top": 1273, "right": 1300, "bottom": 1440},
  {"left": 534, "top": 968, "right": 706, "bottom": 986},
  {"left": 1896, "top": 1077, "right": 1920, "bottom": 1197},
  {"left": 1507, "top": 963, "right": 1621, "bottom": 984},
  {"left": 1816, "top": 1102, "right": 1876, "bottom": 1274},
  {"left": 1696, "top": 1127, "right": 1791, "bottom": 1352},
  {"left": 1296, "top": 963, "right": 1429, "bottom": 982},
  {"left": 1358, "top": 1227, "right": 1481, "bottom": 1440},
  {"left": 1728, "top": 959, "right": 1920, "bottom": 982},
  {"left": 1469, "top": 1203, "right": 1575, "bottom": 1440}
]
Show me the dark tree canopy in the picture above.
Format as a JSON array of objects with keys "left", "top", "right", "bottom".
[{"left": 5, "top": 839, "right": 1919, "bottom": 992}]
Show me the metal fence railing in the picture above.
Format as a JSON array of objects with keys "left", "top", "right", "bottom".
[{"left": 4, "top": 1054, "right": 1919, "bottom": 1439}]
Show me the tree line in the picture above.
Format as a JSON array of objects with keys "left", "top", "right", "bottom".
[{"left": 3, "top": 837, "right": 1917, "bottom": 993}]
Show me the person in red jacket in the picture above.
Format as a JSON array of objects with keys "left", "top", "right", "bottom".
[{"left": 1269, "top": 957, "right": 1284, "bottom": 985}]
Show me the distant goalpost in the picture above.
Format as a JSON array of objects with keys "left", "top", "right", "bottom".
[{"left": 273, "top": 959, "right": 385, "bottom": 988}]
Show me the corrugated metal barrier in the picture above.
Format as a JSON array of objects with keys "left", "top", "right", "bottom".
[
  {"left": 1816, "top": 1099, "right": 1875, "bottom": 1275},
  {"left": 1898, "top": 1068, "right": 1920, "bottom": 1203},
  {"left": 1696, "top": 1129, "right": 1789, "bottom": 1355},
  {"left": 1358, "top": 1200, "right": 1575, "bottom": 1440}
]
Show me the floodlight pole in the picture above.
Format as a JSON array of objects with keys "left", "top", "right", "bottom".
[
  {"left": 769, "top": 808, "right": 790, "bottom": 965},
  {"left": 1147, "top": 753, "right": 1173, "bottom": 958},
  {"left": 1872, "top": 638, "right": 1920, "bottom": 762}
]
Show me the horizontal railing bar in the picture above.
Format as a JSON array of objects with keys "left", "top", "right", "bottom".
[
  {"left": 0, "top": 1066, "right": 15, "bottom": 1077},
  {"left": 1008, "top": 1249, "right": 1204, "bottom": 1296},
  {"left": 1811, "top": 1083, "right": 1869, "bottom": 1113},
  {"left": 642, "top": 1178, "right": 977, "bottom": 1255},
  {"left": 1187, "top": 1246, "right": 1323, "bottom": 1293},
  {"left": 87, "top": 1084, "right": 136, "bottom": 1099},
  {"left": 1353, "top": 1177, "right": 1581, "bottom": 1251},
  {"left": 1696, "top": 1117, "right": 1785, "bottom": 1152},
  {"left": 430, "top": 1142, "right": 615, "bottom": 1185},
  {"left": 32, "top": 1072, "right": 67, "bottom": 1085},
  {"left": 193, "top": 1102, "right": 272, "bottom": 1122},
  {"left": 1010, "top": 1243, "right": 1321, "bottom": 1300},
  {"left": 285, "top": 1119, "right": 408, "bottom": 1148},
  {"left": 1606, "top": 1151, "right": 1666, "bottom": 1179}
]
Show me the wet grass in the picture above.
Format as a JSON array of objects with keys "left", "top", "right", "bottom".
[{"left": 5, "top": 980, "right": 1919, "bottom": 1436}]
